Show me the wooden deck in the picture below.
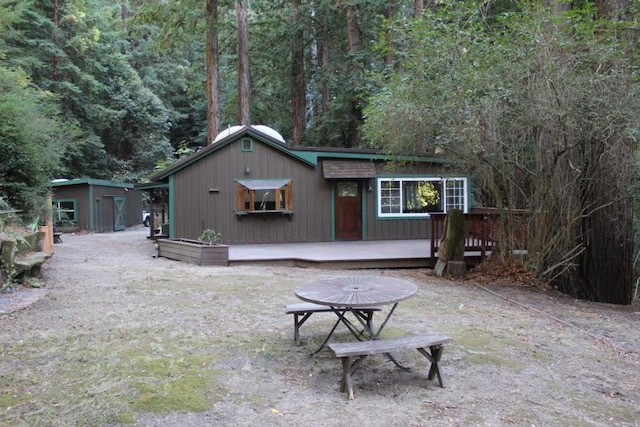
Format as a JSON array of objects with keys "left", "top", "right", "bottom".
[
  {"left": 229, "top": 211, "right": 528, "bottom": 269},
  {"left": 229, "top": 239, "right": 433, "bottom": 269},
  {"left": 228, "top": 239, "right": 490, "bottom": 269}
]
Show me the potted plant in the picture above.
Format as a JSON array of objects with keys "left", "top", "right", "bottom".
[
  {"left": 198, "top": 229, "right": 223, "bottom": 245},
  {"left": 157, "top": 229, "right": 228, "bottom": 266}
]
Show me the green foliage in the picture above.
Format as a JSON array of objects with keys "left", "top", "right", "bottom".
[
  {"left": 0, "top": 66, "right": 66, "bottom": 222},
  {"left": 197, "top": 229, "right": 222, "bottom": 245},
  {"left": 364, "top": 1, "right": 639, "bottom": 303}
]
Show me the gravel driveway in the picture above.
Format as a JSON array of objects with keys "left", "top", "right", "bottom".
[{"left": 1, "top": 227, "right": 639, "bottom": 426}]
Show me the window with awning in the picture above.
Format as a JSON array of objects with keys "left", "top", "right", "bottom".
[{"left": 236, "top": 179, "right": 293, "bottom": 213}]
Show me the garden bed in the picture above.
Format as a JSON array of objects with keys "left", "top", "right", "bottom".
[{"left": 157, "top": 238, "right": 229, "bottom": 266}]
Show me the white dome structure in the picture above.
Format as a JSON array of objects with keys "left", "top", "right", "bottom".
[
  {"left": 251, "top": 125, "right": 285, "bottom": 143},
  {"left": 212, "top": 125, "right": 285, "bottom": 144}
]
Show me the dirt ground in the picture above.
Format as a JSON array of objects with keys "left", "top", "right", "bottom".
[{"left": 1, "top": 227, "right": 639, "bottom": 426}]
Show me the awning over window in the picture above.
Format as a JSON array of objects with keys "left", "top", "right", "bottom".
[
  {"left": 322, "top": 160, "right": 377, "bottom": 179},
  {"left": 237, "top": 179, "right": 291, "bottom": 190}
]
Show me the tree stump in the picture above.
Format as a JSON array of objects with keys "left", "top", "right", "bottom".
[{"left": 435, "top": 209, "right": 466, "bottom": 277}]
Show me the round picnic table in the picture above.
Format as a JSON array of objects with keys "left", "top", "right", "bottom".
[
  {"left": 295, "top": 275, "right": 418, "bottom": 361},
  {"left": 295, "top": 275, "right": 417, "bottom": 309}
]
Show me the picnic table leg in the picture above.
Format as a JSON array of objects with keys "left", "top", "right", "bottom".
[
  {"left": 372, "top": 303, "right": 398, "bottom": 339},
  {"left": 313, "top": 308, "right": 370, "bottom": 355},
  {"left": 349, "top": 304, "right": 410, "bottom": 371},
  {"left": 350, "top": 309, "right": 376, "bottom": 340},
  {"left": 311, "top": 315, "right": 343, "bottom": 355}
]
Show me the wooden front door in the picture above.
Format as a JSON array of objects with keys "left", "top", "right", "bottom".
[{"left": 335, "top": 181, "right": 362, "bottom": 240}]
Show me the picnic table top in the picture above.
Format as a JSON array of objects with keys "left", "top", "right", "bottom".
[{"left": 294, "top": 275, "right": 417, "bottom": 308}]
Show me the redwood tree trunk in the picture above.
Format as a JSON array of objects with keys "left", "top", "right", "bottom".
[
  {"left": 52, "top": 0, "right": 59, "bottom": 81},
  {"left": 595, "top": 0, "right": 629, "bottom": 19},
  {"left": 206, "top": 0, "right": 221, "bottom": 143},
  {"left": 346, "top": 5, "right": 359, "bottom": 55},
  {"left": 345, "top": 4, "right": 361, "bottom": 147},
  {"left": 320, "top": 13, "right": 330, "bottom": 116},
  {"left": 236, "top": 0, "right": 251, "bottom": 125},
  {"left": 383, "top": 7, "right": 393, "bottom": 66},
  {"left": 414, "top": 0, "right": 424, "bottom": 18},
  {"left": 292, "top": 0, "right": 305, "bottom": 146}
]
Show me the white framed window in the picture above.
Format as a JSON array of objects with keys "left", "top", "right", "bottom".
[
  {"left": 377, "top": 177, "right": 467, "bottom": 218},
  {"left": 53, "top": 199, "right": 78, "bottom": 225}
]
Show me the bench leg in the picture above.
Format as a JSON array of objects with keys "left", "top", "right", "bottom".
[
  {"left": 417, "top": 345, "right": 446, "bottom": 388},
  {"left": 340, "top": 357, "right": 352, "bottom": 398},
  {"left": 339, "top": 356, "right": 367, "bottom": 400},
  {"left": 293, "top": 312, "right": 313, "bottom": 345}
]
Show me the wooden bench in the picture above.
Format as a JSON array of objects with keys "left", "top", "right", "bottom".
[
  {"left": 328, "top": 333, "right": 453, "bottom": 399},
  {"left": 285, "top": 302, "right": 381, "bottom": 346},
  {"left": 14, "top": 251, "right": 52, "bottom": 278}
]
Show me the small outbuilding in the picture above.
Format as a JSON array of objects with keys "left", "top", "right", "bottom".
[
  {"left": 51, "top": 178, "right": 143, "bottom": 233},
  {"left": 136, "top": 125, "right": 472, "bottom": 244}
]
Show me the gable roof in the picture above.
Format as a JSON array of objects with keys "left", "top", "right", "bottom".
[
  {"left": 140, "top": 125, "right": 446, "bottom": 187},
  {"left": 146, "top": 126, "right": 315, "bottom": 183}
]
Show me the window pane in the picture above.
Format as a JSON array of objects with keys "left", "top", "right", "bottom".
[
  {"left": 59, "top": 201, "right": 74, "bottom": 210},
  {"left": 401, "top": 180, "right": 442, "bottom": 213},
  {"left": 421, "top": 181, "right": 443, "bottom": 213},
  {"left": 54, "top": 200, "right": 76, "bottom": 222},
  {"left": 380, "top": 180, "right": 400, "bottom": 214},
  {"left": 338, "top": 182, "right": 358, "bottom": 197},
  {"left": 445, "top": 179, "right": 465, "bottom": 211},
  {"left": 238, "top": 181, "right": 292, "bottom": 212},
  {"left": 257, "top": 190, "right": 273, "bottom": 210}
]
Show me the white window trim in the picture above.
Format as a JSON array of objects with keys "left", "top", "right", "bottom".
[
  {"left": 53, "top": 199, "right": 78, "bottom": 223},
  {"left": 376, "top": 177, "right": 468, "bottom": 218}
]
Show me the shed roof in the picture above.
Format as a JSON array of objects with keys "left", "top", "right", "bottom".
[{"left": 51, "top": 178, "right": 134, "bottom": 189}]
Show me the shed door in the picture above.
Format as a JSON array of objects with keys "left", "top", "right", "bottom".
[
  {"left": 335, "top": 182, "right": 362, "bottom": 240},
  {"left": 114, "top": 197, "right": 126, "bottom": 231}
]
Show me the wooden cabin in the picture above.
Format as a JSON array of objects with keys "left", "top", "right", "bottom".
[
  {"left": 136, "top": 125, "right": 472, "bottom": 244},
  {"left": 51, "top": 178, "right": 143, "bottom": 233}
]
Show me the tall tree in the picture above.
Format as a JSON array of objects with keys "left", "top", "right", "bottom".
[
  {"left": 344, "top": 1, "right": 362, "bottom": 147},
  {"left": 292, "top": 0, "right": 305, "bottom": 145},
  {"left": 206, "top": 0, "right": 220, "bottom": 142},
  {"left": 236, "top": 0, "right": 250, "bottom": 125}
]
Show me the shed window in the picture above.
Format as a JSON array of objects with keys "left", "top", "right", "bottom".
[
  {"left": 236, "top": 179, "right": 293, "bottom": 213},
  {"left": 53, "top": 199, "right": 78, "bottom": 225}
]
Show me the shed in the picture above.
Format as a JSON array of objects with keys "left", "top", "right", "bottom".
[
  {"left": 51, "top": 178, "right": 143, "bottom": 233},
  {"left": 136, "top": 126, "right": 472, "bottom": 244}
]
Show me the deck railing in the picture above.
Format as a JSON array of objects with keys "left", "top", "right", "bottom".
[
  {"left": 429, "top": 213, "right": 491, "bottom": 262},
  {"left": 429, "top": 210, "right": 529, "bottom": 263}
]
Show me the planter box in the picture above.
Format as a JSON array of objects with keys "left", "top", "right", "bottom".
[{"left": 157, "top": 238, "right": 229, "bottom": 266}]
